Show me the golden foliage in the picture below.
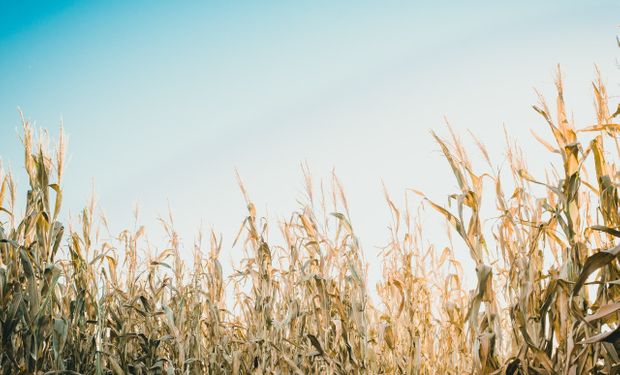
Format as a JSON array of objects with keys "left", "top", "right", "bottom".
[{"left": 0, "top": 66, "right": 619, "bottom": 374}]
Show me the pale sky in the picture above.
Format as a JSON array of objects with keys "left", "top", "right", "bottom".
[{"left": 0, "top": 1, "right": 618, "bottom": 291}]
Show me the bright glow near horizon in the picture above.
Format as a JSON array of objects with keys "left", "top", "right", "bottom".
[{"left": 1, "top": 1, "right": 619, "bottom": 292}]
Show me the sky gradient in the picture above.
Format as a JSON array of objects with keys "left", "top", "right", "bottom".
[{"left": 1, "top": 1, "right": 619, "bottom": 290}]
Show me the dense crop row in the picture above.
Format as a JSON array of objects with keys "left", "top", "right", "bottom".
[{"left": 1, "top": 66, "right": 619, "bottom": 373}]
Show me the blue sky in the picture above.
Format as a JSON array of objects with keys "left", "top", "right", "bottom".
[{"left": 0, "top": 1, "right": 619, "bottom": 289}]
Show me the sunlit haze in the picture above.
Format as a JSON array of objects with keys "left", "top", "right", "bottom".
[{"left": 1, "top": 1, "right": 619, "bottom": 291}]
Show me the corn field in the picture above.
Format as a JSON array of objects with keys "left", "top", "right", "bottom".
[{"left": 1, "top": 63, "right": 620, "bottom": 374}]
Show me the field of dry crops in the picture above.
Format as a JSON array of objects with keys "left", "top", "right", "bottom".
[{"left": 1, "top": 63, "right": 620, "bottom": 373}]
